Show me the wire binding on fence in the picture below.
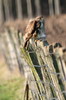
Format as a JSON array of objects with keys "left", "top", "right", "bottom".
[
  {"left": 29, "top": 89, "right": 59, "bottom": 100},
  {"left": 25, "top": 64, "right": 66, "bottom": 82},
  {"left": 30, "top": 80, "right": 66, "bottom": 94},
  {"left": 1, "top": 38, "right": 66, "bottom": 100}
]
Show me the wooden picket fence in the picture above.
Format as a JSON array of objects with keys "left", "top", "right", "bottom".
[
  {"left": 0, "top": 27, "right": 66, "bottom": 100},
  {"left": 20, "top": 40, "right": 66, "bottom": 100}
]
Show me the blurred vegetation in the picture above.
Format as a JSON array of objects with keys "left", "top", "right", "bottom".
[
  {"left": 0, "top": 0, "right": 66, "bottom": 25},
  {"left": 0, "top": 78, "right": 25, "bottom": 100}
]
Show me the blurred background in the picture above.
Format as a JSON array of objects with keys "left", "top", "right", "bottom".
[
  {"left": 0, "top": 0, "right": 66, "bottom": 46},
  {"left": 0, "top": 0, "right": 66, "bottom": 21},
  {"left": 0, "top": 0, "right": 66, "bottom": 100}
]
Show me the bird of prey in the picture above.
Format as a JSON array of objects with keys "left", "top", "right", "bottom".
[{"left": 23, "top": 16, "right": 46, "bottom": 48}]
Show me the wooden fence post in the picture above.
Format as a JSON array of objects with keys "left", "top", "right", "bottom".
[{"left": 37, "top": 41, "right": 65, "bottom": 100}]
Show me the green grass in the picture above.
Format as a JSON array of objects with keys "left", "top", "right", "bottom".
[
  {"left": 0, "top": 54, "right": 26, "bottom": 100},
  {"left": 0, "top": 78, "right": 25, "bottom": 100}
]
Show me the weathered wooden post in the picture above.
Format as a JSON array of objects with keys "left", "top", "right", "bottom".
[
  {"left": 37, "top": 41, "right": 65, "bottom": 100},
  {"left": 35, "top": 46, "right": 53, "bottom": 100},
  {"left": 53, "top": 46, "right": 66, "bottom": 90},
  {"left": 2, "top": 28, "right": 18, "bottom": 70},
  {"left": 21, "top": 47, "right": 46, "bottom": 100},
  {"left": 63, "top": 49, "right": 66, "bottom": 66}
]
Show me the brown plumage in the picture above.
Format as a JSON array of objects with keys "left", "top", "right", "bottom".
[{"left": 23, "top": 16, "right": 44, "bottom": 48}]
